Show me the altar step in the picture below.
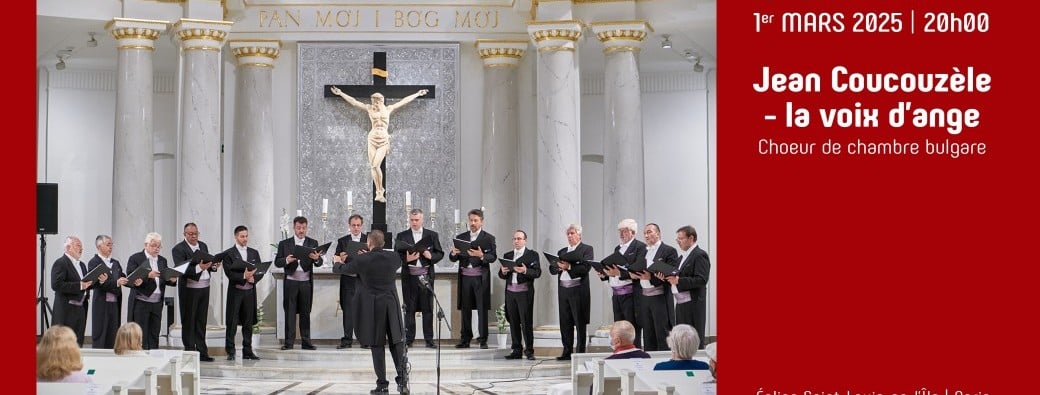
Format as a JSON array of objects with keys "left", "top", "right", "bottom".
[{"left": 200, "top": 347, "right": 570, "bottom": 382}]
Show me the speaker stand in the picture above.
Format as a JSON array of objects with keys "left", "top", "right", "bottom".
[{"left": 36, "top": 233, "right": 53, "bottom": 334}]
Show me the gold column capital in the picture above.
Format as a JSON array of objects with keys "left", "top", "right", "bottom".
[
  {"left": 527, "top": 20, "right": 584, "bottom": 52},
  {"left": 229, "top": 40, "right": 282, "bottom": 67},
  {"left": 476, "top": 40, "right": 528, "bottom": 68},
  {"left": 174, "top": 18, "right": 234, "bottom": 52},
  {"left": 106, "top": 18, "right": 170, "bottom": 51},
  {"left": 589, "top": 20, "right": 651, "bottom": 53}
]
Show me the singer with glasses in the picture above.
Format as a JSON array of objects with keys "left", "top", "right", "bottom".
[
  {"left": 395, "top": 209, "right": 444, "bottom": 349},
  {"left": 498, "top": 230, "right": 541, "bottom": 360}
]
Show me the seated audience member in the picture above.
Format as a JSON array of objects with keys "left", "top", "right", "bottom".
[
  {"left": 705, "top": 341, "right": 717, "bottom": 379},
  {"left": 114, "top": 322, "right": 146, "bottom": 356},
  {"left": 37, "top": 325, "right": 92, "bottom": 383},
  {"left": 653, "top": 324, "right": 710, "bottom": 370},
  {"left": 606, "top": 320, "right": 651, "bottom": 359}
]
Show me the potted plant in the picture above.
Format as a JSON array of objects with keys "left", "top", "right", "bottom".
[
  {"left": 251, "top": 306, "right": 264, "bottom": 347},
  {"left": 495, "top": 303, "right": 509, "bottom": 349}
]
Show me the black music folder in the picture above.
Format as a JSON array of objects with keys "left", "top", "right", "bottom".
[
  {"left": 646, "top": 259, "right": 677, "bottom": 275},
  {"left": 499, "top": 258, "right": 520, "bottom": 270},
  {"left": 294, "top": 242, "right": 333, "bottom": 258},
  {"left": 126, "top": 264, "right": 152, "bottom": 283},
  {"left": 253, "top": 261, "right": 273, "bottom": 281},
  {"left": 452, "top": 238, "right": 474, "bottom": 255},
  {"left": 162, "top": 261, "right": 189, "bottom": 281},
  {"left": 396, "top": 237, "right": 432, "bottom": 254},
  {"left": 340, "top": 240, "right": 368, "bottom": 258},
  {"left": 81, "top": 263, "right": 110, "bottom": 283}
]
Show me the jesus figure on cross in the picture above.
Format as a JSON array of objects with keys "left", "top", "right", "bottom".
[{"left": 329, "top": 86, "right": 428, "bottom": 202}]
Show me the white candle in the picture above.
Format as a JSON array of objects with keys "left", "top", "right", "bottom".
[
  {"left": 347, "top": 191, "right": 353, "bottom": 206},
  {"left": 296, "top": 209, "right": 302, "bottom": 217},
  {"left": 322, "top": 198, "right": 328, "bottom": 214},
  {"left": 454, "top": 209, "right": 460, "bottom": 224},
  {"left": 430, "top": 198, "right": 436, "bottom": 213},
  {"left": 406, "top": 191, "right": 412, "bottom": 206}
]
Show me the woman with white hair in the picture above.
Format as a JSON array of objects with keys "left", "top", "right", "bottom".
[
  {"left": 705, "top": 342, "right": 717, "bottom": 379},
  {"left": 653, "top": 324, "right": 710, "bottom": 370}
]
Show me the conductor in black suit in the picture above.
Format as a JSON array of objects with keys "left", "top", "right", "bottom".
[
  {"left": 631, "top": 223, "right": 679, "bottom": 351},
  {"left": 171, "top": 222, "right": 219, "bottom": 362},
  {"left": 448, "top": 208, "right": 497, "bottom": 349},
  {"left": 342, "top": 230, "right": 410, "bottom": 395},
  {"left": 88, "top": 234, "right": 128, "bottom": 349},
  {"left": 596, "top": 219, "right": 647, "bottom": 348},
  {"left": 395, "top": 209, "right": 445, "bottom": 349},
  {"left": 498, "top": 230, "right": 541, "bottom": 360},
  {"left": 332, "top": 214, "right": 367, "bottom": 349},
  {"left": 52, "top": 235, "right": 105, "bottom": 346},
  {"left": 221, "top": 225, "right": 262, "bottom": 360},
  {"left": 663, "top": 226, "right": 711, "bottom": 348},
  {"left": 549, "top": 224, "right": 594, "bottom": 360},
  {"left": 126, "top": 232, "right": 179, "bottom": 350},
  {"left": 274, "top": 216, "right": 324, "bottom": 350}
]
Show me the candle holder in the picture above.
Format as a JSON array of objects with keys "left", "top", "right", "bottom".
[
  {"left": 405, "top": 204, "right": 413, "bottom": 232},
  {"left": 429, "top": 211, "right": 437, "bottom": 229},
  {"left": 347, "top": 204, "right": 354, "bottom": 215},
  {"left": 321, "top": 213, "right": 329, "bottom": 243}
]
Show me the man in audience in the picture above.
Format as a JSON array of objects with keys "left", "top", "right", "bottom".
[
  {"left": 605, "top": 320, "right": 650, "bottom": 359},
  {"left": 653, "top": 324, "right": 710, "bottom": 370}
]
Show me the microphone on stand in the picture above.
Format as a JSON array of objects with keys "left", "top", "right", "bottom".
[{"left": 418, "top": 274, "right": 433, "bottom": 291}]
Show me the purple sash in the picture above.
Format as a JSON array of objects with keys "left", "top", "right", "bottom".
[
  {"left": 560, "top": 278, "right": 582, "bottom": 288},
  {"left": 105, "top": 292, "right": 118, "bottom": 302},
  {"left": 642, "top": 286, "right": 665, "bottom": 296},
  {"left": 186, "top": 278, "right": 210, "bottom": 289},
  {"left": 408, "top": 265, "right": 428, "bottom": 276},
  {"left": 611, "top": 284, "right": 634, "bottom": 296},
  {"left": 461, "top": 267, "right": 483, "bottom": 277},
  {"left": 235, "top": 283, "right": 255, "bottom": 291},
  {"left": 674, "top": 291, "right": 692, "bottom": 304},
  {"left": 506, "top": 283, "right": 530, "bottom": 293}
]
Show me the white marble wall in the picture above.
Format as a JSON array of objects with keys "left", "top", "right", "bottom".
[{"left": 601, "top": 48, "right": 646, "bottom": 249}]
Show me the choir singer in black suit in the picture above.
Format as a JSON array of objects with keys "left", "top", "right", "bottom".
[
  {"left": 395, "top": 209, "right": 444, "bottom": 349},
  {"left": 448, "top": 209, "right": 497, "bottom": 349},
  {"left": 498, "top": 230, "right": 541, "bottom": 360},
  {"left": 88, "top": 234, "right": 128, "bottom": 349},
  {"left": 126, "top": 232, "right": 179, "bottom": 350},
  {"left": 662, "top": 225, "right": 711, "bottom": 349},
  {"left": 549, "top": 224, "right": 594, "bottom": 360},
  {"left": 342, "top": 230, "right": 411, "bottom": 395},
  {"left": 274, "top": 216, "right": 324, "bottom": 350},
  {"left": 332, "top": 214, "right": 367, "bottom": 349},
  {"left": 221, "top": 225, "right": 262, "bottom": 360},
  {"left": 631, "top": 223, "right": 678, "bottom": 351},
  {"left": 171, "top": 222, "right": 218, "bottom": 362},
  {"left": 52, "top": 235, "right": 104, "bottom": 346},
  {"left": 596, "top": 219, "right": 647, "bottom": 348}
]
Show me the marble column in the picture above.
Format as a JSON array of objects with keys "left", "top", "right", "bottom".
[
  {"left": 527, "top": 21, "right": 583, "bottom": 327},
  {"left": 174, "top": 19, "right": 233, "bottom": 325},
  {"left": 590, "top": 21, "right": 649, "bottom": 247},
  {"left": 108, "top": 19, "right": 167, "bottom": 263},
  {"left": 476, "top": 40, "right": 528, "bottom": 317},
  {"left": 229, "top": 40, "right": 280, "bottom": 306}
]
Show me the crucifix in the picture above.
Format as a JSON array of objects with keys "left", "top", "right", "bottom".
[{"left": 324, "top": 52, "right": 436, "bottom": 241}]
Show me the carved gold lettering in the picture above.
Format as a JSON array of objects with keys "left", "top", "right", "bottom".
[
  {"left": 269, "top": 11, "right": 283, "bottom": 28},
  {"left": 394, "top": 10, "right": 438, "bottom": 28},
  {"left": 424, "top": 11, "right": 439, "bottom": 28},
  {"left": 455, "top": 10, "right": 497, "bottom": 29},
  {"left": 259, "top": 10, "right": 269, "bottom": 28},
  {"left": 316, "top": 10, "right": 332, "bottom": 27},
  {"left": 285, "top": 9, "right": 302, "bottom": 27}
]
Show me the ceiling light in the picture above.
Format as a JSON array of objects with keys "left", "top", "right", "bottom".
[
  {"left": 693, "top": 60, "right": 704, "bottom": 73},
  {"left": 55, "top": 56, "right": 66, "bottom": 70},
  {"left": 87, "top": 32, "right": 98, "bottom": 48},
  {"left": 661, "top": 34, "right": 672, "bottom": 49}
]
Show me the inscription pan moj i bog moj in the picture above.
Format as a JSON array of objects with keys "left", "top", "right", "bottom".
[{"left": 237, "top": 0, "right": 527, "bottom": 34}]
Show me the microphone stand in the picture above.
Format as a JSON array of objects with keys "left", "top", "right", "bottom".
[
  {"left": 420, "top": 274, "right": 451, "bottom": 395},
  {"left": 37, "top": 234, "right": 53, "bottom": 334}
]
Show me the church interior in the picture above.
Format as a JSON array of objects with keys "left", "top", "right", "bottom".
[{"left": 37, "top": 0, "right": 716, "bottom": 393}]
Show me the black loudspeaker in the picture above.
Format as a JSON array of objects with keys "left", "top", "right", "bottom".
[{"left": 37, "top": 183, "right": 58, "bottom": 235}]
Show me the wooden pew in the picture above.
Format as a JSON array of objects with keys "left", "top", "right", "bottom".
[{"left": 77, "top": 349, "right": 200, "bottom": 395}]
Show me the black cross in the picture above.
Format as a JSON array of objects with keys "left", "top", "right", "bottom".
[{"left": 324, "top": 52, "right": 436, "bottom": 239}]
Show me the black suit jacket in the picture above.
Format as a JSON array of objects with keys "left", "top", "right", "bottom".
[
  {"left": 51, "top": 255, "right": 89, "bottom": 314},
  {"left": 88, "top": 255, "right": 123, "bottom": 305},
  {"left": 221, "top": 246, "right": 262, "bottom": 288},
  {"left": 674, "top": 245, "right": 710, "bottom": 300},
  {"left": 332, "top": 233, "right": 367, "bottom": 278},
  {"left": 640, "top": 242, "right": 679, "bottom": 288},
  {"left": 395, "top": 228, "right": 445, "bottom": 279},
  {"left": 125, "top": 251, "right": 175, "bottom": 322},
  {"left": 172, "top": 240, "right": 215, "bottom": 293},
  {"left": 549, "top": 243, "right": 594, "bottom": 324},
  {"left": 449, "top": 230, "right": 497, "bottom": 309},
  {"left": 343, "top": 250, "right": 405, "bottom": 346},
  {"left": 274, "top": 236, "right": 324, "bottom": 279},
  {"left": 599, "top": 240, "right": 648, "bottom": 282},
  {"left": 498, "top": 249, "right": 542, "bottom": 287}
]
